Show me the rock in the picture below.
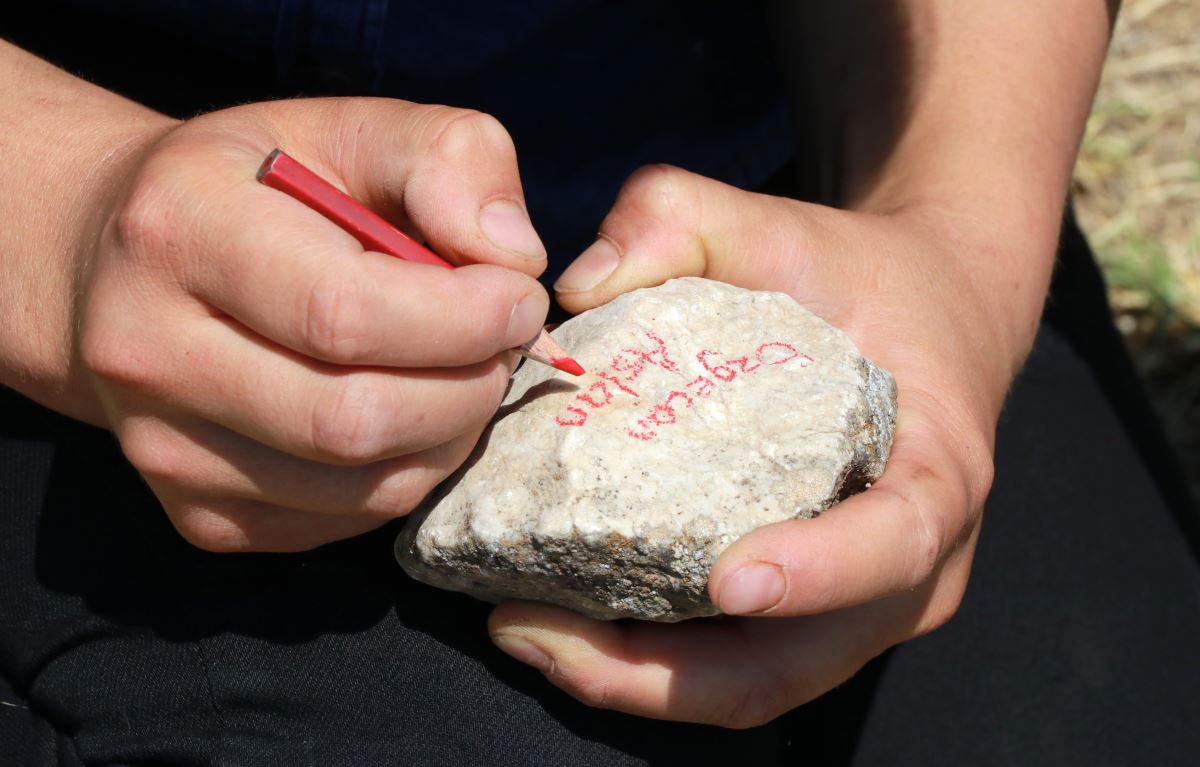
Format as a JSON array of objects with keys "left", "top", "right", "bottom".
[{"left": 395, "top": 277, "right": 896, "bottom": 622}]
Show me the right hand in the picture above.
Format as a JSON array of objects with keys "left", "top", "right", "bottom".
[{"left": 73, "top": 99, "right": 550, "bottom": 552}]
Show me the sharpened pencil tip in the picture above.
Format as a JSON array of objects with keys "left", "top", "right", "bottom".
[{"left": 552, "top": 357, "right": 585, "bottom": 376}]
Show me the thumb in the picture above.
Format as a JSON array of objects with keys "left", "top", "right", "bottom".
[
  {"left": 276, "top": 99, "right": 547, "bottom": 277},
  {"left": 553, "top": 164, "right": 835, "bottom": 313}
]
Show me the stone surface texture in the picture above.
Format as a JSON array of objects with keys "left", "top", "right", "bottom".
[{"left": 396, "top": 278, "right": 896, "bottom": 621}]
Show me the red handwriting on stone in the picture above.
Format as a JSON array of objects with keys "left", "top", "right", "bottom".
[
  {"left": 610, "top": 330, "right": 679, "bottom": 379},
  {"left": 556, "top": 331, "right": 812, "bottom": 439},
  {"left": 554, "top": 331, "right": 675, "bottom": 427},
  {"left": 625, "top": 341, "right": 812, "bottom": 441}
]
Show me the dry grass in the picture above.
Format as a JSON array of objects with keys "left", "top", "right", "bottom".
[{"left": 1073, "top": 0, "right": 1200, "bottom": 496}]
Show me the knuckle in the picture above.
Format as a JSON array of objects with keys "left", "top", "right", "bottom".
[
  {"left": 565, "top": 674, "right": 615, "bottom": 712},
  {"left": 621, "top": 164, "right": 696, "bottom": 221},
  {"left": 76, "top": 322, "right": 109, "bottom": 376},
  {"left": 78, "top": 322, "right": 151, "bottom": 386},
  {"left": 915, "top": 584, "right": 967, "bottom": 637},
  {"left": 310, "top": 376, "right": 397, "bottom": 464},
  {"left": 911, "top": 492, "right": 947, "bottom": 585},
  {"left": 427, "top": 109, "right": 515, "bottom": 165},
  {"left": 970, "top": 453, "right": 996, "bottom": 509},
  {"left": 303, "top": 268, "right": 371, "bottom": 363},
  {"left": 119, "top": 419, "right": 191, "bottom": 484},
  {"left": 170, "top": 505, "right": 251, "bottom": 553},
  {"left": 716, "top": 681, "right": 791, "bottom": 730},
  {"left": 366, "top": 470, "right": 429, "bottom": 517},
  {"left": 112, "top": 170, "right": 176, "bottom": 255},
  {"left": 880, "top": 481, "right": 946, "bottom": 589}
]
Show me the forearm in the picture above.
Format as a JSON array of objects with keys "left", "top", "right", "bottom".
[
  {"left": 770, "top": 1, "right": 1116, "bottom": 360},
  {"left": 0, "top": 39, "right": 176, "bottom": 422}
]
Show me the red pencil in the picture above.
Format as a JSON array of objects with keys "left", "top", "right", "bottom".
[{"left": 257, "top": 149, "right": 584, "bottom": 377}]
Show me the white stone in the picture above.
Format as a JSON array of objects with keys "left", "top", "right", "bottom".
[{"left": 396, "top": 277, "right": 896, "bottom": 621}]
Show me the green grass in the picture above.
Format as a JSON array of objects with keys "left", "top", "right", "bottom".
[{"left": 1097, "top": 218, "right": 1181, "bottom": 319}]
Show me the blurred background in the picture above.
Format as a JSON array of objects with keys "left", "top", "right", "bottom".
[{"left": 1074, "top": 0, "right": 1200, "bottom": 500}]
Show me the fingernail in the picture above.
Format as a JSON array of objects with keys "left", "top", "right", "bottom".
[
  {"left": 492, "top": 634, "right": 553, "bottom": 674},
  {"left": 717, "top": 562, "right": 786, "bottom": 615},
  {"left": 554, "top": 238, "right": 619, "bottom": 292},
  {"left": 480, "top": 200, "right": 546, "bottom": 260},
  {"left": 506, "top": 293, "right": 546, "bottom": 347}
]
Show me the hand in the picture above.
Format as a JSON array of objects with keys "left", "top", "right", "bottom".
[
  {"left": 488, "top": 164, "right": 1042, "bottom": 727},
  {"left": 72, "top": 98, "right": 550, "bottom": 551}
]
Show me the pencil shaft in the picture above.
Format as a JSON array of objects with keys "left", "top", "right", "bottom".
[{"left": 257, "top": 149, "right": 451, "bottom": 269}]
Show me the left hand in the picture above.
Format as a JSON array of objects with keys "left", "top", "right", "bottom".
[{"left": 487, "top": 164, "right": 1044, "bottom": 727}]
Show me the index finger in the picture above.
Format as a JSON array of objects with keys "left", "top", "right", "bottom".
[
  {"left": 165, "top": 176, "right": 550, "bottom": 368},
  {"left": 487, "top": 587, "right": 934, "bottom": 728}
]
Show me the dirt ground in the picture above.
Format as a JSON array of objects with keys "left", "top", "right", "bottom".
[{"left": 1073, "top": 0, "right": 1200, "bottom": 500}]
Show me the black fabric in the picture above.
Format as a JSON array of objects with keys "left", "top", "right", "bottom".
[{"left": 1045, "top": 212, "right": 1200, "bottom": 560}]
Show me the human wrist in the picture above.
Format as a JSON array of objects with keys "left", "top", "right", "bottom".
[
  {"left": 0, "top": 40, "right": 178, "bottom": 424},
  {"left": 850, "top": 158, "right": 1063, "bottom": 381},
  {"left": 772, "top": 0, "right": 1107, "bottom": 383}
]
